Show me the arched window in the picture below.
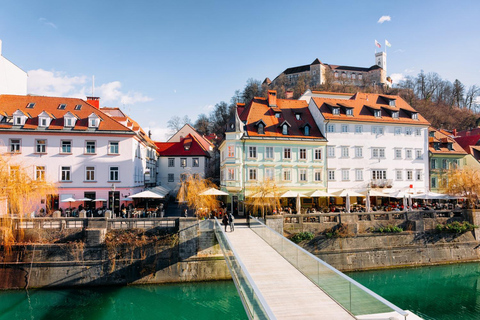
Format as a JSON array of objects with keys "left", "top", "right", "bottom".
[
  {"left": 304, "top": 126, "right": 310, "bottom": 136},
  {"left": 282, "top": 124, "right": 288, "bottom": 135},
  {"left": 258, "top": 123, "right": 264, "bottom": 134}
]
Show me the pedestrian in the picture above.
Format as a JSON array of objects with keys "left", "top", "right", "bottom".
[
  {"left": 222, "top": 214, "right": 229, "bottom": 232},
  {"left": 184, "top": 209, "right": 188, "bottom": 217},
  {"left": 228, "top": 212, "right": 235, "bottom": 232}
]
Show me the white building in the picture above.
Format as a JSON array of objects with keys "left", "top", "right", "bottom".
[
  {"left": 156, "top": 124, "right": 213, "bottom": 194},
  {"left": 0, "top": 95, "right": 157, "bottom": 213},
  {"left": 0, "top": 40, "right": 27, "bottom": 95},
  {"left": 302, "top": 92, "right": 430, "bottom": 195}
]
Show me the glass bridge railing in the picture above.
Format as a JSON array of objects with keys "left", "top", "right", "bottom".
[
  {"left": 213, "top": 218, "right": 276, "bottom": 320},
  {"left": 249, "top": 216, "right": 410, "bottom": 320}
]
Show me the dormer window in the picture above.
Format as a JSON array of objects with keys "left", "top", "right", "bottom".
[
  {"left": 13, "top": 110, "right": 27, "bottom": 126},
  {"left": 90, "top": 119, "right": 97, "bottom": 127},
  {"left": 88, "top": 113, "right": 100, "bottom": 128},
  {"left": 346, "top": 108, "right": 353, "bottom": 116},
  {"left": 434, "top": 142, "right": 440, "bottom": 150},
  {"left": 374, "top": 110, "right": 381, "bottom": 118},
  {"left": 26, "top": 103, "right": 35, "bottom": 109},
  {"left": 447, "top": 143, "right": 453, "bottom": 151},
  {"left": 15, "top": 116, "right": 22, "bottom": 125},
  {"left": 304, "top": 125, "right": 310, "bottom": 136},
  {"left": 74, "top": 104, "right": 82, "bottom": 110},
  {"left": 392, "top": 111, "right": 399, "bottom": 119},
  {"left": 58, "top": 104, "right": 66, "bottom": 110},
  {"left": 64, "top": 111, "right": 77, "bottom": 128},
  {"left": 40, "top": 118, "right": 47, "bottom": 126},
  {"left": 412, "top": 113, "right": 418, "bottom": 120},
  {"left": 282, "top": 124, "right": 288, "bottom": 135},
  {"left": 38, "top": 111, "right": 52, "bottom": 128},
  {"left": 295, "top": 113, "right": 301, "bottom": 120},
  {"left": 332, "top": 107, "right": 340, "bottom": 115},
  {"left": 275, "top": 112, "right": 281, "bottom": 118},
  {"left": 389, "top": 100, "right": 396, "bottom": 107},
  {"left": 258, "top": 123, "right": 264, "bottom": 134},
  {"left": 429, "top": 131, "right": 435, "bottom": 137}
]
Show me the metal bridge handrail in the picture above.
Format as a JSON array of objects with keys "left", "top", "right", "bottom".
[
  {"left": 213, "top": 217, "right": 276, "bottom": 320},
  {"left": 250, "top": 216, "right": 409, "bottom": 318}
]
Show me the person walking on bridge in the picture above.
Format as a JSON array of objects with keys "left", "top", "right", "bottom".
[
  {"left": 222, "top": 213, "right": 229, "bottom": 232},
  {"left": 228, "top": 213, "right": 235, "bottom": 232}
]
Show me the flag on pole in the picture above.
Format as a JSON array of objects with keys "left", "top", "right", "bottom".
[
  {"left": 375, "top": 40, "right": 381, "bottom": 48},
  {"left": 385, "top": 40, "right": 392, "bottom": 47}
]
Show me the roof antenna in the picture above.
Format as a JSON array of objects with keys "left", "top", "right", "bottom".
[{"left": 92, "top": 75, "right": 95, "bottom": 96}]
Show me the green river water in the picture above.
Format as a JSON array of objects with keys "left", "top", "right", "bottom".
[{"left": 1, "top": 262, "right": 480, "bottom": 320}]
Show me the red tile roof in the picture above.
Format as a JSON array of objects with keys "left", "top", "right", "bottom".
[
  {"left": 155, "top": 134, "right": 210, "bottom": 157},
  {"left": 311, "top": 92, "right": 430, "bottom": 125},
  {"left": 239, "top": 97, "right": 325, "bottom": 139},
  {"left": 428, "top": 127, "right": 467, "bottom": 155}
]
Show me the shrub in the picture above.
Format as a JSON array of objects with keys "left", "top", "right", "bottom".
[
  {"left": 374, "top": 224, "right": 403, "bottom": 233},
  {"left": 291, "top": 231, "right": 314, "bottom": 243},
  {"left": 324, "top": 223, "right": 350, "bottom": 238},
  {"left": 435, "top": 221, "right": 478, "bottom": 234}
]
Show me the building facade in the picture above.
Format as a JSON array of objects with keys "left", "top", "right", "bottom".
[
  {"left": 219, "top": 91, "right": 328, "bottom": 215},
  {"left": 0, "top": 95, "right": 157, "bottom": 213},
  {"left": 303, "top": 92, "right": 430, "bottom": 195}
]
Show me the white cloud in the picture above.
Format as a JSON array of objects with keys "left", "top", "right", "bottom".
[
  {"left": 148, "top": 125, "right": 171, "bottom": 142},
  {"left": 404, "top": 68, "right": 415, "bottom": 74},
  {"left": 390, "top": 73, "right": 405, "bottom": 84},
  {"left": 377, "top": 15, "right": 391, "bottom": 24},
  {"left": 27, "top": 69, "right": 152, "bottom": 106},
  {"left": 39, "top": 18, "right": 57, "bottom": 29},
  {"left": 203, "top": 104, "right": 214, "bottom": 111}
]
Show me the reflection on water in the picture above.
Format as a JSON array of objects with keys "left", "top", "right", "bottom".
[
  {"left": 0, "top": 281, "right": 247, "bottom": 320},
  {"left": 348, "top": 262, "right": 480, "bottom": 320}
]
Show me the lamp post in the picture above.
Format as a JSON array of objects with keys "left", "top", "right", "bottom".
[{"left": 111, "top": 183, "right": 116, "bottom": 217}]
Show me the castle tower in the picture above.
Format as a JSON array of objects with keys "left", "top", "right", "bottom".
[{"left": 375, "top": 52, "right": 386, "bottom": 71}]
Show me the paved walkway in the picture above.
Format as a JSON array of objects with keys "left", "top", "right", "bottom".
[{"left": 225, "top": 220, "right": 355, "bottom": 320}]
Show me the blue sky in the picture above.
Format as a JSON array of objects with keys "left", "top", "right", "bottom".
[{"left": 1, "top": 0, "right": 479, "bottom": 140}]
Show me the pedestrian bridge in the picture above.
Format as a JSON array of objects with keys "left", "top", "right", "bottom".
[{"left": 213, "top": 217, "right": 423, "bottom": 320}]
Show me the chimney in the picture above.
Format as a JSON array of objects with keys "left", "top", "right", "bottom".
[
  {"left": 452, "top": 129, "right": 457, "bottom": 137},
  {"left": 86, "top": 96, "right": 100, "bottom": 109},
  {"left": 268, "top": 90, "right": 277, "bottom": 107}
]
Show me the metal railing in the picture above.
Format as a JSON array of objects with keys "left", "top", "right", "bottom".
[
  {"left": 249, "top": 216, "right": 409, "bottom": 319},
  {"left": 213, "top": 217, "right": 275, "bottom": 320}
]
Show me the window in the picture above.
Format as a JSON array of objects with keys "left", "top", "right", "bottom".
[
  {"left": 372, "top": 170, "right": 386, "bottom": 180},
  {"left": 250, "top": 168, "right": 259, "bottom": 181},
  {"left": 86, "top": 141, "right": 96, "bottom": 154},
  {"left": 65, "top": 117, "right": 73, "bottom": 127},
  {"left": 40, "top": 118, "right": 48, "bottom": 127},
  {"left": 327, "top": 124, "right": 335, "bottom": 132},
  {"left": 394, "top": 127, "right": 401, "bottom": 135},
  {"left": 74, "top": 104, "right": 82, "bottom": 110},
  {"left": 447, "top": 143, "right": 453, "bottom": 151},
  {"left": 227, "top": 168, "right": 235, "bottom": 180},
  {"left": 168, "top": 158, "right": 175, "bottom": 167},
  {"left": 412, "top": 113, "right": 418, "bottom": 120},
  {"left": 35, "top": 166, "right": 45, "bottom": 180},
  {"left": 341, "top": 125, "right": 348, "bottom": 133},
  {"left": 334, "top": 72, "right": 339, "bottom": 78},
  {"left": 193, "top": 158, "right": 199, "bottom": 167},
  {"left": 36, "top": 139, "right": 46, "bottom": 153},
  {"left": 352, "top": 73, "right": 356, "bottom": 80},
  {"left": 327, "top": 146, "right": 335, "bottom": 158},
  {"left": 328, "top": 170, "right": 335, "bottom": 181},
  {"left": 355, "top": 125, "right": 363, "bottom": 134},
  {"left": 372, "top": 126, "right": 384, "bottom": 135},
  {"left": 342, "top": 73, "right": 346, "bottom": 78},
  {"left": 284, "top": 148, "right": 291, "bottom": 159},
  {"left": 359, "top": 74, "right": 363, "bottom": 80},
  {"left": 314, "top": 170, "right": 322, "bottom": 181},
  {"left": 295, "top": 113, "right": 301, "bottom": 120},
  {"left": 9, "top": 139, "right": 21, "bottom": 153},
  {"left": 265, "top": 168, "right": 274, "bottom": 180},
  {"left": 58, "top": 104, "right": 66, "bottom": 110},
  {"left": 355, "top": 169, "right": 363, "bottom": 181},
  {"left": 228, "top": 145, "right": 235, "bottom": 157},
  {"left": 332, "top": 107, "right": 340, "bottom": 115},
  {"left": 415, "top": 149, "right": 423, "bottom": 160},
  {"left": 304, "top": 126, "right": 310, "bottom": 136},
  {"left": 354, "top": 146, "right": 363, "bottom": 158},
  {"left": 10, "top": 166, "right": 19, "bottom": 178},
  {"left": 431, "top": 177, "right": 437, "bottom": 189},
  {"left": 342, "top": 169, "right": 349, "bottom": 181},
  {"left": 405, "top": 128, "right": 413, "bottom": 136},
  {"left": 168, "top": 174, "right": 174, "bottom": 182},
  {"left": 416, "top": 170, "right": 422, "bottom": 181},
  {"left": 396, "top": 170, "right": 403, "bottom": 180},
  {"left": 314, "top": 149, "right": 322, "bottom": 160},
  {"left": 431, "top": 159, "right": 437, "bottom": 169},
  {"left": 442, "top": 159, "right": 448, "bottom": 169},
  {"left": 341, "top": 146, "right": 349, "bottom": 158},
  {"left": 373, "top": 110, "right": 381, "bottom": 118},
  {"left": 275, "top": 112, "right": 281, "bottom": 118},
  {"left": 61, "top": 140, "right": 71, "bottom": 153},
  {"left": 249, "top": 146, "right": 257, "bottom": 158},
  {"left": 372, "top": 148, "right": 385, "bottom": 159},
  {"left": 406, "top": 170, "right": 413, "bottom": 180},
  {"left": 415, "top": 128, "right": 422, "bottom": 136},
  {"left": 346, "top": 108, "right": 353, "bottom": 116},
  {"left": 392, "top": 111, "right": 399, "bottom": 119},
  {"left": 109, "top": 141, "right": 119, "bottom": 154},
  {"left": 258, "top": 123, "right": 264, "bottom": 134},
  {"left": 299, "top": 148, "right": 307, "bottom": 160},
  {"left": 282, "top": 124, "right": 288, "bottom": 135},
  {"left": 406, "top": 149, "right": 413, "bottom": 159},
  {"left": 265, "top": 147, "right": 274, "bottom": 159},
  {"left": 86, "top": 166, "right": 95, "bottom": 181},
  {"left": 299, "top": 169, "right": 307, "bottom": 182},
  {"left": 109, "top": 166, "right": 119, "bottom": 181},
  {"left": 89, "top": 119, "right": 98, "bottom": 127},
  {"left": 26, "top": 103, "right": 35, "bottom": 109},
  {"left": 181, "top": 158, "right": 187, "bottom": 167},
  {"left": 283, "top": 169, "right": 291, "bottom": 181},
  {"left": 394, "top": 148, "right": 402, "bottom": 159}
]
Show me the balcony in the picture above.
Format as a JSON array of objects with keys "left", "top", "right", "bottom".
[{"left": 369, "top": 179, "right": 393, "bottom": 188}]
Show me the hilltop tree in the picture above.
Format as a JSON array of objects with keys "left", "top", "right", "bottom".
[
  {"left": 167, "top": 115, "right": 192, "bottom": 133},
  {"left": 209, "top": 101, "right": 234, "bottom": 136},
  {"left": 194, "top": 114, "right": 211, "bottom": 135}
]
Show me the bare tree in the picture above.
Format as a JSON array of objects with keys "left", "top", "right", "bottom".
[{"left": 194, "top": 114, "right": 211, "bottom": 135}]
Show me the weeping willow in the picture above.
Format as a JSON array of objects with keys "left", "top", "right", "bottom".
[
  {"left": 0, "top": 155, "right": 56, "bottom": 251},
  {"left": 177, "top": 174, "right": 220, "bottom": 219},
  {"left": 245, "top": 179, "right": 281, "bottom": 219},
  {"left": 442, "top": 167, "right": 480, "bottom": 207}
]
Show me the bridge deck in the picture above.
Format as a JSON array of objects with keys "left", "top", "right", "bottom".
[{"left": 226, "top": 221, "right": 355, "bottom": 320}]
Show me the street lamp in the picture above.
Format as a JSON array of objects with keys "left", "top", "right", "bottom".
[{"left": 111, "top": 183, "right": 116, "bottom": 217}]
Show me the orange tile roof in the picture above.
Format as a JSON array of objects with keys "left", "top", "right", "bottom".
[
  {"left": 0, "top": 95, "right": 129, "bottom": 132},
  {"left": 428, "top": 127, "right": 467, "bottom": 155},
  {"left": 239, "top": 97, "right": 325, "bottom": 140},
  {"left": 311, "top": 92, "right": 430, "bottom": 125}
]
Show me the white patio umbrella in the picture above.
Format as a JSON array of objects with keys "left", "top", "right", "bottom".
[
  {"left": 346, "top": 193, "right": 351, "bottom": 213},
  {"left": 61, "top": 197, "right": 77, "bottom": 211},
  {"left": 199, "top": 188, "right": 229, "bottom": 196},
  {"left": 413, "top": 192, "right": 448, "bottom": 200},
  {"left": 93, "top": 198, "right": 107, "bottom": 202},
  {"left": 280, "top": 190, "right": 307, "bottom": 198},
  {"left": 296, "top": 193, "right": 302, "bottom": 214},
  {"left": 365, "top": 190, "right": 371, "bottom": 212},
  {"left": 306, "top": 190, "right": 334, "bottom": 197},
  {"left": 76, "top": 198, "right": 93, "bottom": 201},
  {"left": 333, "top": 189, "right": 364, "bottom": 197},
  {"left": 130, "top": 190, "right": 165, "bottom": 199}
]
